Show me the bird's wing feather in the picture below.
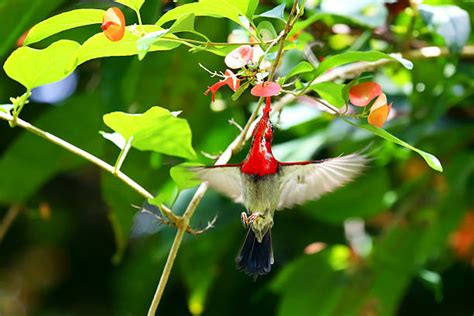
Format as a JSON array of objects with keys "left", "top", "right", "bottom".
[
  {"left": 190, "top": 165, "right": 243, "bottom": 204},
  {"left": 277, "top": 153, "right": 368, "bottom": 210}
]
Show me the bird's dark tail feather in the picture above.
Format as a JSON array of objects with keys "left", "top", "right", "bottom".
[{"left": 235, "top": 229, "right": 274, "bottom": 280}]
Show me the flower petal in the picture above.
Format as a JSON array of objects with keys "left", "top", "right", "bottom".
[
  {"left": 349, "top": 82, "right": 382, "bottom": 107},
  {"left": 224, "top": 69, "right": 240, "bottom": 91},
  {"left": 224, "top": 45, "right": 253, "bottom": 69},
  {"left": 370, "top": 93, "right": 387, "bottom": 111},
  {"left": 368, "top": 103, "right": 391, "bottom": 128},
  {"left": 102, "top": 7, "right": 125, "bottom": 42},
  {"left": 204, "top": 81, "right": 227, "bottom": 102},
  {"left": 251, "top": 82, "right": 281, "bottom": 97}
]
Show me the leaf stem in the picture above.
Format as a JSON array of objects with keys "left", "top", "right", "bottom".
[{"left": 113, "top": 136, "right": 134, "bottom": 174}]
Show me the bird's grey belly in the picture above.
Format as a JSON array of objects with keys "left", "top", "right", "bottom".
[{"left": 241, "top": 173, "right": 280, "bottom": 213}]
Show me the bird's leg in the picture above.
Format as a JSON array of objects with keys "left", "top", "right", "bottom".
[
  {"left": 240, "top": 212, "right": 249, "bottom": 228},
  {"left": 247, "top": 212, "right": 263, "bottom": 225}
]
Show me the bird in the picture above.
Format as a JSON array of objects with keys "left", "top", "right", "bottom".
[{"left": 191, "top": 97, "right": 368, "bottom": 279}]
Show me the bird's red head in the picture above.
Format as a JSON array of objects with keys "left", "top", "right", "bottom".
[{"left": 242, "top": 97, "right": 278, "bottom": 175}]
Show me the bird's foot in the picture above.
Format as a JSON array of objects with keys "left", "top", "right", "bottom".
[
  {"left": 240, "top": 212, "right": 263, "bottom": 228},
  {"left": 241, "top": 212, "right": 249, "bottom": 228}
]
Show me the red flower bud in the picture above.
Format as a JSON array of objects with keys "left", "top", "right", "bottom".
[
  {"left": 102, "top": 7, "right": 125, "bottom": 42},
  {"left": 204, "top": 69, "right": 241, "bottom": 102}
]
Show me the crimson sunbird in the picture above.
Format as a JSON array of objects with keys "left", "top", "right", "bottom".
[{"left": 192, "top": 98, "right": 368, "bottom": 279}]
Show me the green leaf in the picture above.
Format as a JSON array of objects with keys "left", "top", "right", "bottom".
[
  {"left": 315, "top": 51, "right": 413, "bottom": 77},
  {"left": 309, "top": 82, "right": 345, "bottom": 108},
  {"left": 231, "top": 81, "right": 250, "bottom": 101},
  {"left": 136, "top": 29, "right": 168, "bottom": 60},
  {"left": 156, "top": 0, "right": 244, "bottom": 27},
  {"left": 99, "top": 131, "right": 126, "bottom": 149},
  {"left": 24, "top": 9, "right": 105, "bottom": 46},
  {"left": 285, "top": 61, "right": 314, "bottom": 80},
  {"left": 77, "top": 25, "right": 180, "bottom": 65},
  {"left": 257, "top": 21, "right": 277, "bottom": 41},
  {"left": 255, "top": 2, "right": 286, "bottom": 21},
  {"left": 345, "top": 120, "right": 443, "bottom": 172},
  {"left": 419, "top": 4, "right": 470, "bottom": 53},
  {"left": 3, "top": 40, "right": 80, "bottom": 90},
  {"left": 103, "top": 106, "right": 196, "bottom": 160},
  {"left": 170, "top": 162, "right": 203, "bottom": 190},
  {"left": 169, "top": 13, "right": 196, "bottom": 34},
  {"left": 115, "top": 0, "right": 144, "bottom": 12}
]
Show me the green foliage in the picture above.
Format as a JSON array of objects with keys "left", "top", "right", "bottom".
[
  {"left": 23, "top": 9, "right": 105, "bottom": 46},
  {"left": 77, "top": 25, "right": 180, "bottom": 65},
  {"left": 103, "top": 106, "right": 196, "bottom": 160},
  {"left": 3, "top": 40, "right": 80, "bottom": 90},
  {"left": 0, "top": 0, "right": 473, "bottom": 315},
  {"left": 116, "top": 0, "right": 145, "bottom": 12},
  {"left": 315, "top": 51, "right": 413, "bottom": 77}
]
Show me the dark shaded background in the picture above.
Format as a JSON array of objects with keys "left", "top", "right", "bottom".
[{"left": 0, "top": 0, "right": 473, "bottom": 315}]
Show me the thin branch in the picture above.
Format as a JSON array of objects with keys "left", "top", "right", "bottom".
[
  {"left": 0, "top": 111, "right": 177, "bottom": 219},
  {"left": 0, "top": 204, "right": 22, "bottom": 243}
]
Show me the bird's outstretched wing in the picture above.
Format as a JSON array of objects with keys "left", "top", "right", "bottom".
[
  {"left": 277, "top": 153, "right": 368, "bottom": 210},
  {"left": 190, "top": 165, "right": 243, "bottom": 203}
]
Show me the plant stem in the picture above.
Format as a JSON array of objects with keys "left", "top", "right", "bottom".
[
  {"left": 0, "top": 111, "right": 176, "bottom": 217},
  {"left": 113, "top": 136, "right": 133, "bottom": 174}
]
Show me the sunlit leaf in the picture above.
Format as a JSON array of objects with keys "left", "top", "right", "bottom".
[
  {"left": 309, "top": 82, "right": 345, "bottom": 108},
  {"left": 136, "top": 29, "right": 168, "bottom": 60},
  {"left": 99, "top": 131, "right": 126, "bottom": 150},
  {"left": 77, "top": 25, "right": 179, "bottom": 65},
  {"left": 255, "top": 2, "right": 286, "bottom": 21},
  {"left": 24, "top": 9, "right": 105, "bottom": 45},
  {"left": 3, "top": 40, "right": 80, "bottom": 90},
  {"left": 169, "top": 13, "right": 196, "bottom": 34},
  {"left": 115, "top": 0, "right": 144, "bottom": 12},
  {"left": 345, "top": 119, "right": 443, "bottom": 172},
  {"left": 257, "top": 21, "right": 277, "bottom": 41},
  {"left": 156, "top": 0, "right": 244, "bottom": 27},
  {"left": 170, "top": 162, "right": 203, "bottom": 190},
  {"left": 315, "top": 51, "right": 413, "bottom": 77},
  {"left": 285, "top": 61, "right": 314, "bottom": 81},
  {"left": 103, "top": 106, "right": 196, "bottom": 160}
]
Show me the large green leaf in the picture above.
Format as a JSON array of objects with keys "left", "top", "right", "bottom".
[
  {"left": 346, "top": 121, "right": 443, "bottom": 172},
  {"left": 24, "top": 9, "right": 105, "bottom": 46},
  {"left": 77, "top": 25, "right": 180, "bottom": 65},
  {"left": 116, "top": 0, "right": 145, "bottom": 12},
  {"left": 310, "top": 82, "right": 345, "bottom": 108},
  {"left": 103, "top": 106, "right": 196, "bottom": 160},
  {"left": 3, "top": 40, "right": 80, "bottom": 90},
  {"left": 315, "top": 51, "right": 413, "bottom": 77},
  {"left": 156, "top": 0, "right": 245, "bottom": 27}
]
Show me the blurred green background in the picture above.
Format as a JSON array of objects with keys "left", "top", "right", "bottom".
[{"left": 0, "top": 0, "right": 473, "bottom": 315}]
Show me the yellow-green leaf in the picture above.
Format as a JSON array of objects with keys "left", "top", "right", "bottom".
[
  {"left": 24, "top": 9, "right": 105, "bottom": 45},
  {"left": 103, "top": 106, "right": 196, "bottom": 160},
  {"left": 3, "top": 40, "right": 80, "bottom": 90}
]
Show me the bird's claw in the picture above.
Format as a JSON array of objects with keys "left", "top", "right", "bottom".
[{"left": 240, "top": 211, "right": 262, "bottom": 228}]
